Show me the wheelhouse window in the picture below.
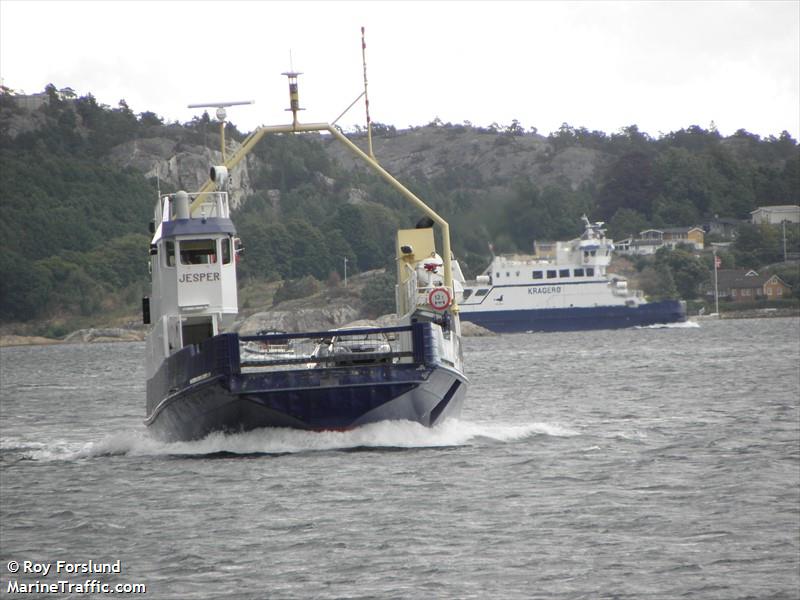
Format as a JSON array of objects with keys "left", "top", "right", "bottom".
[
  {"left": 221, "top": 238, "right": 232, "bottom": 265},
  {"left": 462, "top": 289, "right": 473, "bottom": 300},
  {"left": 573, "top": 268, "right": 584, "bottom": 277},
  {"left": 180, "top": 239, "right": 217, "bottom": 265},
  {"left": 164, "top": 241, "right": 176, "bottom": 267},
  {"left": 532, "top": 271, "right": 543, "bottom": 279},
  {"left": 559, "top": 269, "right": 570, "bottom": 278},
  {"left": 586, "top": 267, "right": 595, "bottom": 276},
  {"left": 547, "top": 270, "right": 557, "bottom": 279},
  {"left": 475, "top": 288, "right": 490, "bottom": 297}
]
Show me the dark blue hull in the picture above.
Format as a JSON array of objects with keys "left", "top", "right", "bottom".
[
  {"left": 460, "top": 300, "right": 686, "bottom": 333},
  {"left": 145, "top": 326, "right": 467, "bottom": 442}
]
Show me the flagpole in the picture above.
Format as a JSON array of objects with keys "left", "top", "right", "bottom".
[{"left": 713, "top": 247, "right": 720, "bottom": 316}]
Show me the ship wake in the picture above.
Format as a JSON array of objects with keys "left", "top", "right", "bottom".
[
  {"left": 636, "top": 320, "right": 700, "bottom": 329},
  {"left": 2, "top": 419, "right": 579, "bottom": 461}
]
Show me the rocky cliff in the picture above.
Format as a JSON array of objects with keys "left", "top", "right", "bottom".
[{"left": 109, "top": 137, "right": 256, "bottom": 210}]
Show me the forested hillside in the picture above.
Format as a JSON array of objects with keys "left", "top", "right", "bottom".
[{"left": 1, "top": 85, "right": 798, "bottom": 331}]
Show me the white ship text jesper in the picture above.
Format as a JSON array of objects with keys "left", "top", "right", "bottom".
[{"left": 178, "top": 272, "right": 220, "bottom": 283}]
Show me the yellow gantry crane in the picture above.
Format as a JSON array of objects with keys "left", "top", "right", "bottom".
[{"left": 186, "top": 44, "right": 458, "bottom": 312}]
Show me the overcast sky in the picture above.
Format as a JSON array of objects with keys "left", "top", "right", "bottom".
[{"left": 1, "top": 1, "right": 798, "bottom": 139}]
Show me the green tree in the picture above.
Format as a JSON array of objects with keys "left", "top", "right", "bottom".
[
  {"left": 597, "top": 150, "right": 658, "bottom": 220},
  {"left": 359, "top": 270, "right": 396, "bottom": 317},
  {"left": 654, "top": 246, "right": 708, "bottom": 299},
  {"left": 638, "top": 262, "right": 678, "bottom": 301},
  {"left": 733, "top": 223, "right": 784, "bottom": 267},
  {"left": 607, "top": 208, "right": 649, "bottom": 240}
]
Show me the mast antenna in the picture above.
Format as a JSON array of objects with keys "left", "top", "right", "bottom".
[
  {"left": 361, "top": 26, "right": 374, "bottom": 158},
  {"left": 186, "top": 100, "right": 254, "bottom": 161},
  {"left": 282, "top": 70, "right": 304, "bottom": 129}
]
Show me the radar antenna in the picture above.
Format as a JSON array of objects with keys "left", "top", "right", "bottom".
[{"left": 186, "top": 100, "right": 255, "bottom": 161}]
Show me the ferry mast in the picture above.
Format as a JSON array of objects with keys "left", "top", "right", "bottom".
[{"left": 187, "top": 71, "right": 459, "bottom": 312}]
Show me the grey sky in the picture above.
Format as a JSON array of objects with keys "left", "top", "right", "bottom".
[{"left": 1, "top": 0, "right": 798, "bottom": 139}]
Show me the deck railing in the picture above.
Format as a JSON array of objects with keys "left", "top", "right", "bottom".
[
  {"left": 151, "top": 322, "right": 445, "bottom": 411},
  {"left": 238, "top": 323, "right": 438, "bottom": 369}
]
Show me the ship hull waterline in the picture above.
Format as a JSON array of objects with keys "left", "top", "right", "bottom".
[
  {"left": 145, "top": 363, "right": 467, "bottom": 443},
  {"left": 460, "top": 300, "right": 686, "bottom": 334}
]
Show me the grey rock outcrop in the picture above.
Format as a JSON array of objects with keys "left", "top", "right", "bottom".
[
  {"left": 62, "top": 328, "right": 145, "bottom": 343},
  {"left": 109, "top": 138, "right": 254, "bottom": 209},
  {"left": 236, "top": 306, "right": 362, "bottom": 335}
]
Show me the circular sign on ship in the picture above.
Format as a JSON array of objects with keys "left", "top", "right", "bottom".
[{"left": 428, "top": 287, "right": 451, "bottom": 311}]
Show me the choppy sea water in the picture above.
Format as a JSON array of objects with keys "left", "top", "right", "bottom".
[{"left": 1, "top": 317, "right": 798, "bottom": 599}]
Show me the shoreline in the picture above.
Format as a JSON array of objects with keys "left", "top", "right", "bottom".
[{"left": 2, "top": 309, "right": 798, "bottom": 348}]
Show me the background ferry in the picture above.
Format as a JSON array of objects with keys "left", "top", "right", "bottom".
[{"left": 458, "top": 216, "right": 686, "bottom": 333}]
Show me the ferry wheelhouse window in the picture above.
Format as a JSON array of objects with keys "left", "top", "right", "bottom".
[
  {"left": 475, "top": 288, "right": 490, "bottom": 297},
  {"left": 221, "top": 238, "right": 232, "bottom": 265},
  {"left": 532, "top": 270, "right": 543, "bottom": 279},
  {"left": 547, "top": 270, "right": 557, "bottom": 279},
  {"left": 573, "top": 268, "right": 584, "bottom": 277},
  {"left": 463, "top": 289, "right": 473, "bottom": 300},
  {"left": 559, "top": 269, "right": 570, "bottom": 278},
  {"left": 164, "top": 241, "right": 176, "bottom": 267},
  {"left": 586, "top": 267, "right": 595, "bottom": 276},
  {"left": 180, "top": 239, "right": 217, "bottom": 265}
]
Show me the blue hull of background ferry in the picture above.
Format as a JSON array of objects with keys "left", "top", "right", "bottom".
[{"left": 460, "top": 300, "right": 686, "bottom": 334}]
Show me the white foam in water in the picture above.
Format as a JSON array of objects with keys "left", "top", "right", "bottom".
[
  {"left": 636, "top": 320, "right": 701, "bottom": 329},
  {"left": 16, "top": 419, "right": 581, "bottom": 461},
  {"left": 1, "top": 437, "right": 89, "bottom": 462}
]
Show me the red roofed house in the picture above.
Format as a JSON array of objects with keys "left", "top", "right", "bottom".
[{"left": 710, "top": 269, "right": 792, "bottom": 302}]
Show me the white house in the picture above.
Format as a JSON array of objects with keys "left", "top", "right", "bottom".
[{"left": 750, "top": 205, "right": 800, "bottom": 225}]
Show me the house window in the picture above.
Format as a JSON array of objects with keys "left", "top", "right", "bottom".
[
  {"left": 559, "top": 269, "right": 570, "bottom": 278},
  {"left": 496, "top": 272, "right": 501, "bottom": 279},
  {"left": 532, "top": 271, "right": 543, "bottom": 279},
  {"left": 767, "top": 287, "right": 772, "bottom": 296},
  {"left": 777, "top": 288, "right": 783, "bottom": 296},
  {"left": 547, "top": 270, "right": 557, "bottom": 279},
  {"left": 586, "top": 268, "right": 594, "bottom": 276},
  {"left": 574, "top": 268, "right": 584, "bottom": 277}
]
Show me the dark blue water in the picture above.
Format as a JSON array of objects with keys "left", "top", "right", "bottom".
[{"left": 1, "top": 318, "right": 798, "bottom": 599}]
